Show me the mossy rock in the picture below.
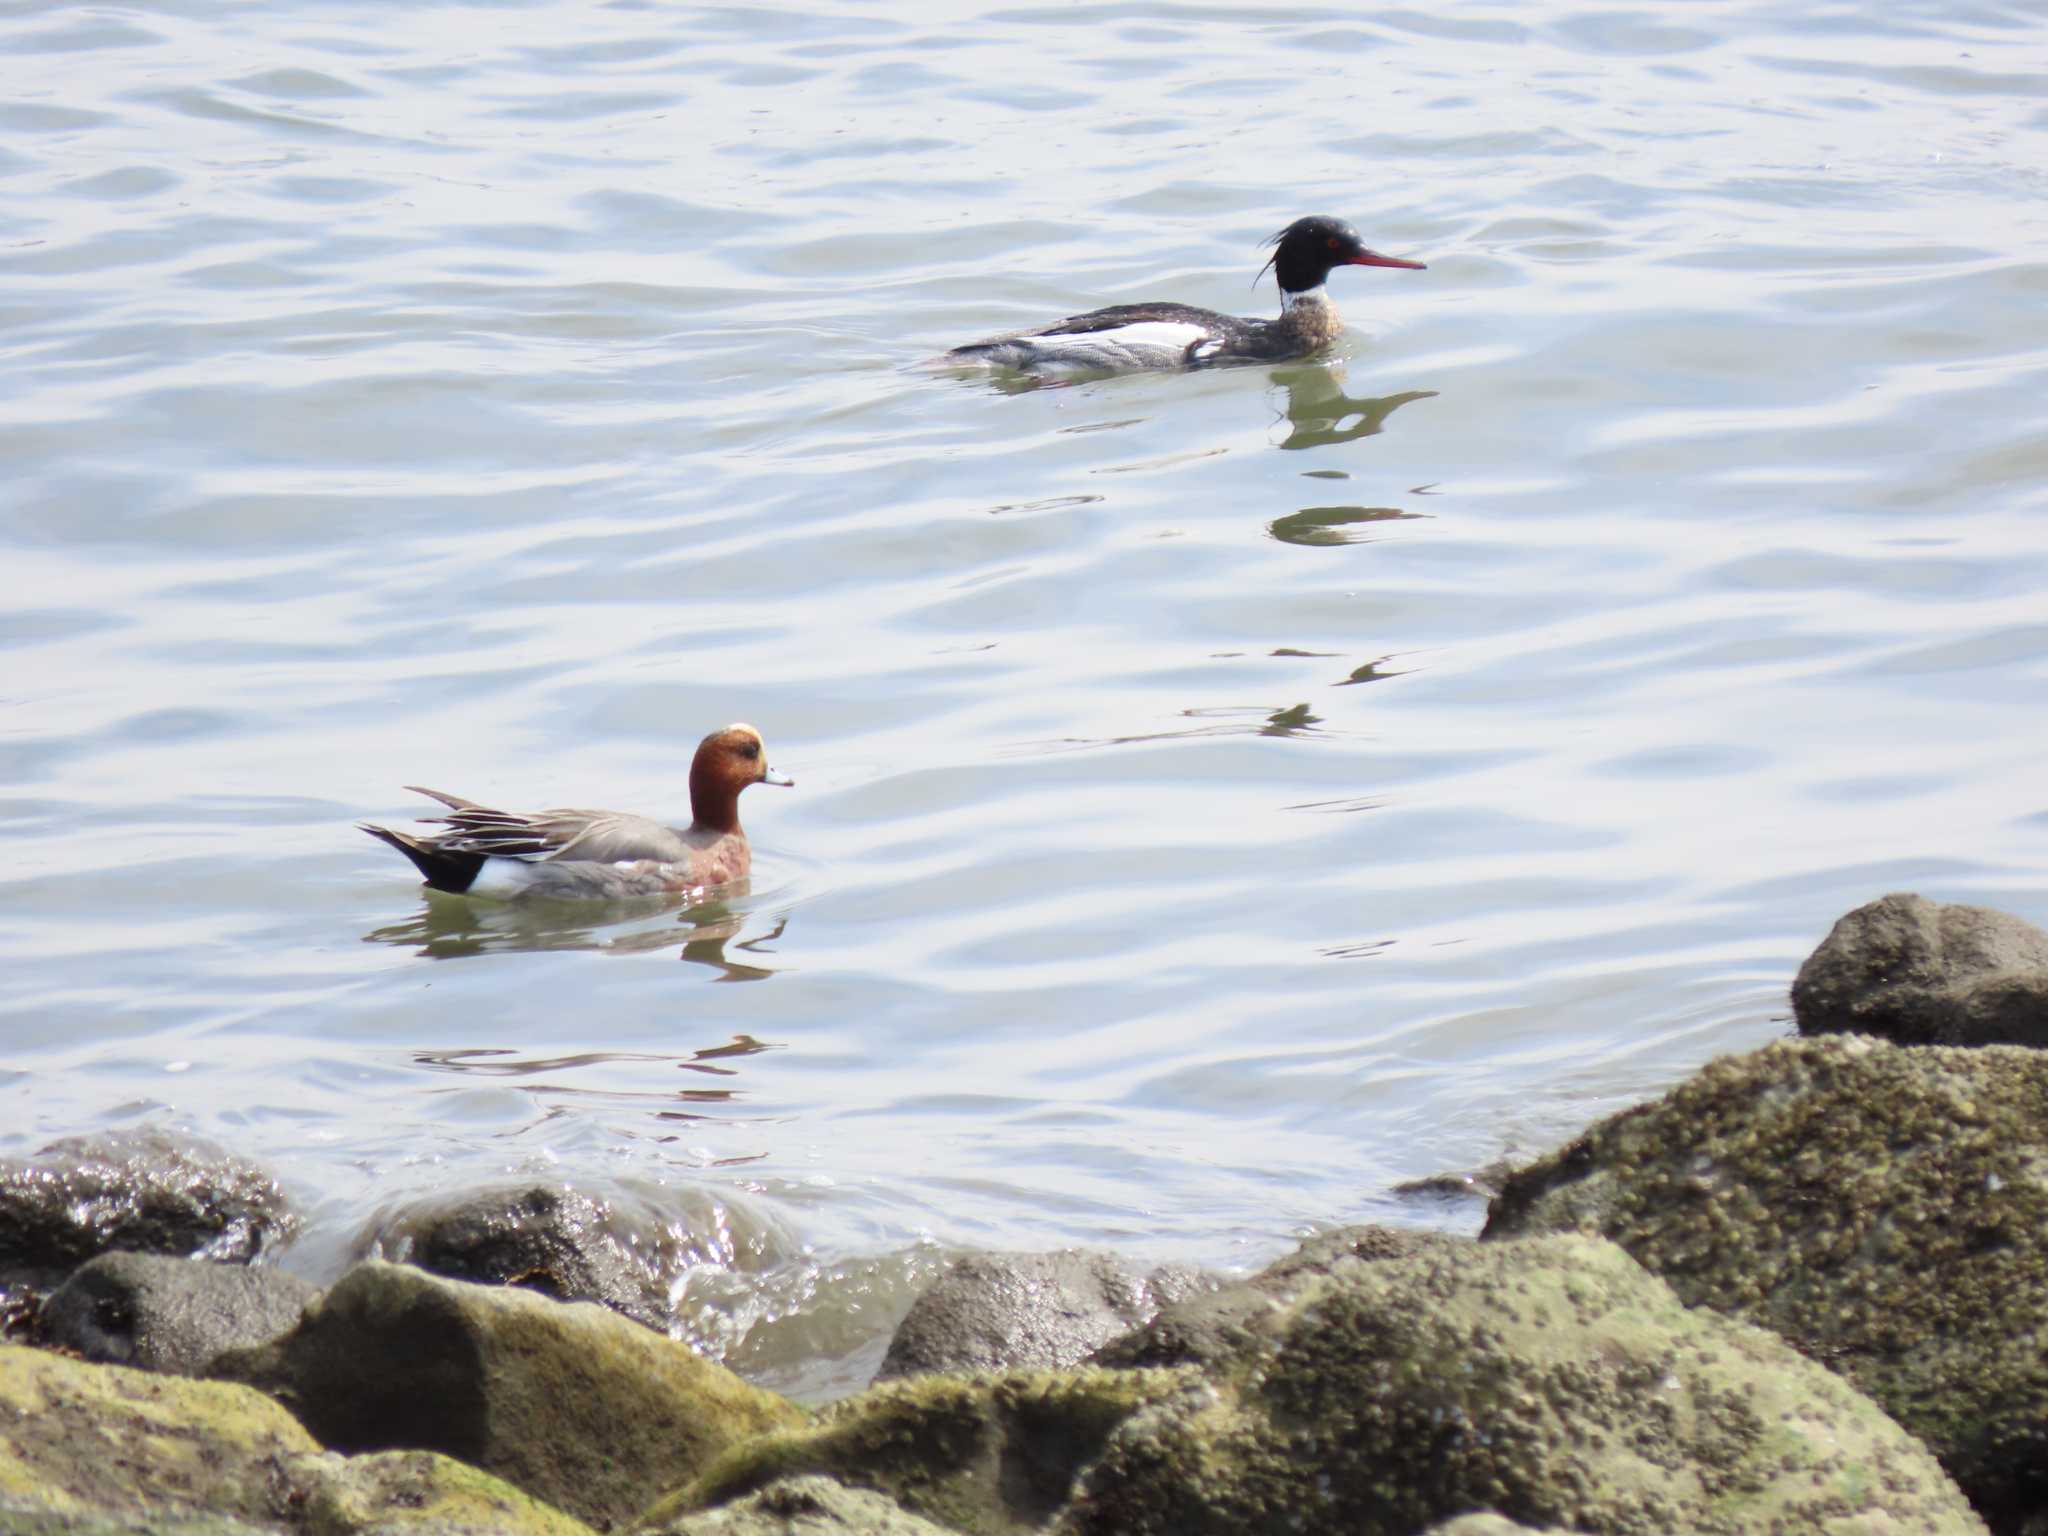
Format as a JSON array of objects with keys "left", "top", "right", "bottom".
[
  {"left": 637, "top": 1475, "right": 957, "bottom": 1535},
  {"left": 1487, "top": 1035, "right": 2048, "bottom": 1530},
  {"left": 0, "top": 1342, "right": 608, "bottom": 1536},
  {"left": 212, "top": 1260, "right": 804, "bottom": 1532},
  {"left": 295, "top": 1448, "right": 596, "bottom": 1536},
  {"left": 0, "top": 1342, "right": 315, "bottom": 1527},
  {"left": 643, "top": 1368, "right": 1189, "bottom": 1536},
  {"left": 1091, "top": 1224, "right": 1470, "bottom": 1371},
  {"left": 1057, "top": 1235, "right": 1984, "bottom": 1535},
  {"left": 0, "top": 1500, "right": 282, "bottom": 1535}
]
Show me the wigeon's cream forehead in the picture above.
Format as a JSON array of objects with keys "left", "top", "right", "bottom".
[{"left": 698, "top": 723, "right": 765, "bottom": 751}]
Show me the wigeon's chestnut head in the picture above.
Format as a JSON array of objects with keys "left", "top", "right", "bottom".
[
  {"left": 358, "top": 722, "right": 793, "bottom": 901},
  {"left": 689, "top": 722, "right": 794, "bottom": 834}
]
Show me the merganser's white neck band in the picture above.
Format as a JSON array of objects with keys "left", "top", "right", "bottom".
[{"left": 1280, "top": 284, "right": 1328, "bottom": 314}]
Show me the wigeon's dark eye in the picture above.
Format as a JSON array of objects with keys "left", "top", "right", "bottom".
[{"left": 738, "top": 739, "right": 760, "bottom": 760}]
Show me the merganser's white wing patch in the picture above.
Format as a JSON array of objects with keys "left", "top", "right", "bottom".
[
  {"left": 1018, "top": 320, "right": 1209, "bottom": 370},
  {"left": 1044, "top": 320, "right": 1207, "bottom": 351},
  {"left": 467, "top": 857, "right": 540, "bottom": 897}
]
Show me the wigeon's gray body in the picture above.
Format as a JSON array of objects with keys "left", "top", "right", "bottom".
[
  {"left": 942, "top": 215, "right": 1425, "bottom": 375},
  {"left": 359, "top": 723, "right": 791, "bottom": 900}
]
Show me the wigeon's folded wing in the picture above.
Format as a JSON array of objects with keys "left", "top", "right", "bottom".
[
  {"left": 542, "top": 812, "right": 694, "bottom": 864},
  {"left": 403, "top": 789, "right": 689, "bottom": 864}
]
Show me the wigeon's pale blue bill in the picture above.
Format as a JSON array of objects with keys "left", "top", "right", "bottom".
[{"left": 764, "top": 767, "right": 794, "bottom": 787}]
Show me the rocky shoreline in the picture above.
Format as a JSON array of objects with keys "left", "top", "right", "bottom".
[{"left": 4, "top": 891, "right": 2043, "bottom": 1534}]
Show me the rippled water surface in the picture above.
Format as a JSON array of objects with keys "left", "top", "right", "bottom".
[{"left": 3, "top": 0, "right": 2046, "bottom": 1391}]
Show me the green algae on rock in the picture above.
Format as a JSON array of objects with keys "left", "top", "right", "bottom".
[
  {"left": 0, "top": 1341, "right": 318, "bottom": 1527},
  {"left": 1090, "top": 1224, "right": 1470, "bottom": 1372},
  {"left": 210, "top": 1259, "right": 804, "bottom": 1532},
  {"left": 296, "top": 1448, "right": 597, "bottom": 1536},
  {"left": 642, "top": 1368, "right": 1190, "bottom": 1536},
  {"left": 1058, "top": 1235, "right": 1985, "bottom": 1536},
  {"left": 0, "top": 1499, "right": 284, "bottom": 1536},
  {"left": 1485, "top": 1035, "right": 2048, "bottom": 1531},
  {"left": 0, "top": 1340, "right": 602, "bottom": 1536},
  {"left": 638, "top": 1474, "right": 960, "bottom": 1535}
]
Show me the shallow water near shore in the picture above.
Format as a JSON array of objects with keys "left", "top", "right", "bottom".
[{"left": 3, "top": 0, "right": 2046, "bottom": 1395}]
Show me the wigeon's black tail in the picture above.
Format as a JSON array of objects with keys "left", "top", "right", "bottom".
[{"left": 358, "top": 822, "right": 484, "bottom": 895}]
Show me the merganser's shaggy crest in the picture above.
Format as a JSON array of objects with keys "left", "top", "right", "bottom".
[
  {"left": 359, "top": 724, "right": 792, "bottom": 900},
  {"left": 943, "top": 215, "right": 1425, "bottom": 375}
]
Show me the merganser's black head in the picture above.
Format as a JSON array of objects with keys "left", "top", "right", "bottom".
[{"left": 1259, "top": 215, "right": 1427, "bottom": 296}]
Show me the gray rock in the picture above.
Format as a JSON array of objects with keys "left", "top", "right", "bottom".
[
  {"left": 365, "top": 1179, "right": 795, "bottom": 1340},
  {"left": 1061, "top": 1234, "right": 1985, "bottom": 1535},
  {"left": 1793, "top": 891, "right": 2048, "bottom": 1046},
  {"left": 40, "top": 1252, "right": 317, "bottom": 1376},
  {"left": 1485, "top": 1035, "right": 2048, "bottom": 1533},
  {"left": 210, "top": 1259, "right": 802, "bottom": 1531},
  {"left": 641, "top": 1475, "right": 958, "bottom": 1536},
  {"left": 0, "top": 1129, "right": 295, "bottom": 1280},
  {"left": 1386, "top": 1158, "right": 1517, "bottom": 1204},
  {"left": 875, "top": 1250, "right": 1216, "bottom": 1381},
  {"left": 1091, "top": 1224, "right": 1468, "bottom": 1370},
  {"left": 368, "top": 1182, "right": 671, "bottom": 1331},
  {"left": 1085, "top": 1283, "right": 1276, "bottom": 1374}
]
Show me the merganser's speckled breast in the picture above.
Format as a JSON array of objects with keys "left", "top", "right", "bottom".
[{"left": 943, "top": 215, "right": 1425, "bottom": 375}]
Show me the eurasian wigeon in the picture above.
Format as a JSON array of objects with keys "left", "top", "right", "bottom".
[{"left": 359, "top": 723, "right": 792, "bottom": 899}]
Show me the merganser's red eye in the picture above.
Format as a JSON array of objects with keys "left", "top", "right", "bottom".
[{"left": 1327, "top": 236, "right": 1339, "bottom": 250}]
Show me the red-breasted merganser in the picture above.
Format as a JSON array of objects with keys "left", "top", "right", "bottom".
[
  {"left": 359, "top": 724, "right": 792, "bottom": 899},
  {"left": 942, "top": 215, "right": 1425, "bottom": 375}
]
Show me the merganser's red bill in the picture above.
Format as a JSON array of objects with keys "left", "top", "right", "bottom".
[{"left": 1350, "top": 251, "right": 1427, "bottom": 271}]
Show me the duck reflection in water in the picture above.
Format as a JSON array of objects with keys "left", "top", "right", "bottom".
[
  {"left": 413, "top": 1033, "right": 781, "bottom": 1084},
  {"left": 1268, "top": 364, "right": 1435, "bottom": 451},
  {"left": 408, "top": 1034, "right": 784, "bottom": 1127},
  {"left": 1268, "top": 504, "right": 1427, "bottom": 547},
  {"left": 363, "top": 894, "right": 787, "bottom": 981}
]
